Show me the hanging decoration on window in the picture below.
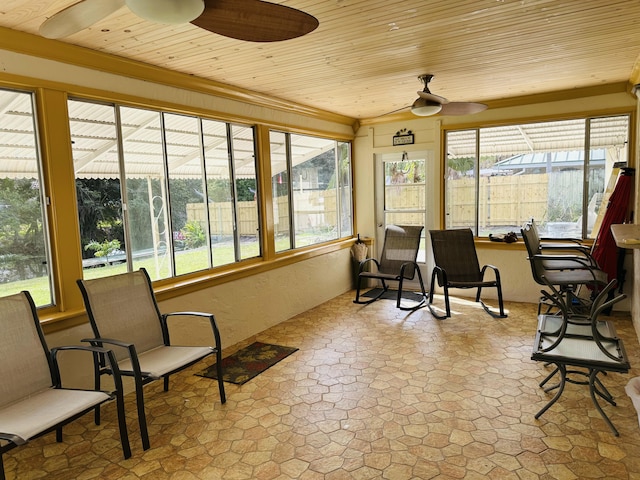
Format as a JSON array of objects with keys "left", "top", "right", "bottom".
[{"left": 393, "top": 128, "right": 414, "bottom": 146}]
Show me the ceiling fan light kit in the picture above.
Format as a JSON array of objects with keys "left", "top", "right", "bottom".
[
  {"left": 125, "top": 0, "right": 205, "bottom": 24},
  {"left": 411, "top": 97, "right": 442, "bottom": 116},
  {"left": 409, "top": 74, "right": 488, "bottom": 117}
]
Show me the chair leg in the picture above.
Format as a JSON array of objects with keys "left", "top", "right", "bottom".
[
  {"left": 134, "top": 377, "right": 151, "bottom": 451},
  {"left": 114, "top": 386, "right": 132, "bottom": 459},
  {"left": 353, "top": 274, "right": 364, "bottom": 303},
  {"left": 444, "top": 287, "right": 451, "bottom": 318},
  {"left": 396, "top": 276, "right": 404, "bottom": 309},
  {"left": 477, "top": 279, "right": 507, "bottom": 318},
  {"left": 535, "top": 363, "right": 567, "bottom": 420},
  {"left": 539, "top": 366, "right": 560, "bottom": 391},
  {"left": 428, "top": 268, "right": 449, "bottom": 319},
  {"left": 216, "top": 349, "right": 226, "bottom": 404},
  {"left": 592, "top": 373, "right": 615, "bottom": 405},
  {"left": 0, "top": 453, "right": 5, "bottom": 480},
  {"left": 589, "top": 369, "right": 619, "bottom": 436},
  {"left": 396, "top": 266, "right": 427, "bottom": 311},
  {"left": 164, "top": 376, "right": 169, "bottom": 392},
  {"left": 94, "top": 355, "right": 102, "bottom": 426},
  {"left": 496, "top": 282, "right": 506, "bottom": 317},
  {"left": 353, "top": 275, "right": 385, "bottom": 305}
]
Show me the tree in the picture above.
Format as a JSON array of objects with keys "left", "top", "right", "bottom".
[
  {"left": 0, "top": 178, "right": 47, "bottom": 279},
  {"left": 76, "top": 178, "right": 123, "bottom": 257}
]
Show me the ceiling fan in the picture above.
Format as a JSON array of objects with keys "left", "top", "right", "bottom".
[
  {"left": 410, "top": 74, "right": 488, "bottom": 117},
  {"left": 39, "top": 0, "right": 319, "bottom": 42}
]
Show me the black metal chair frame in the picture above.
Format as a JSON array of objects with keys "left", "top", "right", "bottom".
[
  {"left": 77, "top": 268, "right": 226, "bottom": 451},
  {"left": 531, "top": 279, "right": 629, "bottom": 436},
  {"left": 0, "top": 292, "right": 131, "bottom": 480},
  {"left": 521, "top": 221, "right": 607, "bottom": 315},
  {"left": 353, "top": 225, "right": 427, "bottom": 311},
  {"left": 428, "top": 228, "right": 506, "bottom": 319}
]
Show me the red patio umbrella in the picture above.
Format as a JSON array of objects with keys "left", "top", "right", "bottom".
[{"left": 591, "top": 168, "right": 634, "bottom": 282}]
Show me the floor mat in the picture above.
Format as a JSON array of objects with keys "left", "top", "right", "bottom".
[
  {"left": 196, "top": 341, "right": 298, "bottom": 385},
  {"left": 362, "top": 288, "right": 426, "bottom": 302}
]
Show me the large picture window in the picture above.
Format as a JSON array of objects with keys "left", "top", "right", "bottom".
[
  {"left": 445, "top": 116, "right": 630, "bottom": 238},
  {"left": 0, "top": 89, "right": 53, "bottom": 306},
  {"left": 270, "top": 132, "right": 352, "bottom": 251},
  {"left": 69, "top": 99, "right": 260, "bottom": 281}
]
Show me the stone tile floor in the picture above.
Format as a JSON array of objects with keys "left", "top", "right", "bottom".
[{"left": 5, "top": 291, "right": 640, "bottom": 479}]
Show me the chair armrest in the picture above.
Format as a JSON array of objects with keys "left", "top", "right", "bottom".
[
  {"left": 531, "top": 253, "right": 597, "bottom": 268},
  {"left": 80, "top": 337, "right": 136, "bottom": 353},
  {"left": 81, "top": 337, "right": 134, "bottom": 349},
  {"left": 163, "top": 311, "right": 212, "bottom": 320},
  {"left": 81, "top": 337, "right": 145, "bottom": 377},
  {"left": 480, "top": 264, "right": 502, "bottom": 282},
  {"left": 542, "top": 242, "right": 589, "bottom": 250},
  {"left": 50, "top": 345, "right": 124, "bottom": 393},
  {"left": 161, "top": 312, "right": 222, "bottom": 350},
  {"left": 358, "top": 257, "right": 379, "bottom": 273},
  {"left": 0, "top": 432, "right": 27, "bottom": 446},
  {"left": 540, "top": 237, "right": 585, "bottom": 244}
]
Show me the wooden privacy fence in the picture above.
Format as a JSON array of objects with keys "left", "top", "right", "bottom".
[
  {"left": 447, "top": 175, "right": 547, "bottom": 228},
  {"left": 186, "top": 172, "right": 587, "bottom": 234},
  {"left": 186, "top": 190, "right": 338, "bottom": 236},
  {"left": 447, "top": 171, "right": 587, "bottom": 228}
]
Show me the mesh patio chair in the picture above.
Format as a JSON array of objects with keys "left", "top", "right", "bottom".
[
  {"left": 428, "top": 228, "right": 506, "bottom": 319},
  {"left": 77, "top": 268, "right": 226, "bottom": 451},
  {"left": 531, "top": 279, "right": 629, "bottom": 436},
  {"left": 529, "top": 218, "right": 592, "bottom": 254},
  {"left": 353, "top": 225, "right": 427, "bottom": 310},
  {"left": 521, "top": 221, "right": 608, "bottom": 314},
  {"left": 0, "top": 292, "right": 131, "bottom": 480}
]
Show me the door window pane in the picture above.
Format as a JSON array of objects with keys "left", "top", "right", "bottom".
[
  {"left": 383, "top": 153, "right": 426, "bottom": 261},
  {"left": 164, "top": 113, "right": 209, "bottom": 276},
  {"left": 291, "top": 134, "right": 340, "bottom": 247},
  {"left": 0, "top": 89, "right": 52, "bottom": 306},
  {"left": 445, "top": 130, "right": 477, "bottom": 230},
  {"left": 586, "top": 116, "right": 629, "bottom": 238},
  {"left": 203, "top": 119, "right": 235, "bottom": 266},
  {"left": 69, "top": 100, "right": 127, "bottom": 279},
  {"left": 338, "top": 141, "right": 353, "bottom": 238},
  {"left": 270, "top": 131, "right": 291, "bottom": 252},
  {"left": 119, "top": 106, "right": 170, "bottom": 280},
  {"left": 231, "top": 125, "right": 260, "bottom": 259}
]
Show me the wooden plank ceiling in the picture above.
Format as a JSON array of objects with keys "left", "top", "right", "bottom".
[{"left": 0, "top": 0, "right": 639, "bottom": 120}]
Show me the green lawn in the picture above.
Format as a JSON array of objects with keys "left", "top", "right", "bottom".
[{"left": 1, "top": 234, "right": 326, "bottom": 307}]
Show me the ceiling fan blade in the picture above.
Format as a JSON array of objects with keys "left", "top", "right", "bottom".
[
  {"left": 377, "top": 105, "right": 411, "bottom": 117},
  {"left": 192, "top": 0, "right": 319, "bottom": 42},
  {"left": 39, "top": 0, "right": 125, "bottom": 39},
  {"left": 416, "top": 91, "right": 449, "bottom": 104},
  {"left": 439, "top": 102, "right": 488, "bottom": 116}
]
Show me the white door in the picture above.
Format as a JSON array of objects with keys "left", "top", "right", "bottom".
[{"left": 374, "top": 150, "right": 438, "bottom": 284}]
